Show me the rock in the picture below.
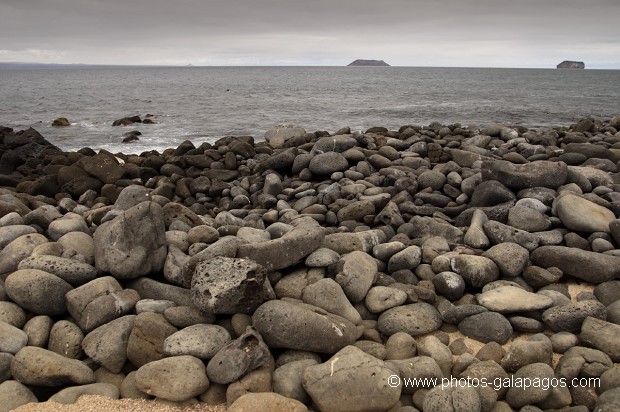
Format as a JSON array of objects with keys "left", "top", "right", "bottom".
[
  {"left": 135, "top": 355, "right": 209, "bottom": 402},
  {"left": 377, "top": 303, "right": 442, "bottom": 336},
  {"left": 272, "top": 359, "right": 318, "bottom": 403},
  {"left": 126, "top": 312, "right": 178, "bottom": 368},
  {"left": 52, "top": 117, "right": 71, "bottom": 127},
  {"left": 128, "top": 277, "right": 191, "bottom": 307},
  {"left": 163, "top": 324, "right": 231, "bottom": 360},
  {"left": 206, "top": 327, "right": 270, "bottom": 384},
  {"left": 135, "top": 299, "right": 175, "bottom": 314},
  {"left": 337, "top": 200, "right": 375, "bottom": 222},
  {"left": 82, "top": 315, "right": 136, "bottom": 373},
  {"left": 0, "top": 302, "right": 26, "bottom": 331},
  {"left": 237, "top": 218, "right": 324, "bottom": 271},
  {"left": 112, "top": 115, "right": 141, "bottom": 126},
  {"left": 0, "top": 233, "right": 48, "bottom": 275},
  {"left": 433, "top": 271, "right": 466, "bottom": 301},
  {"left": 596, "top": 387, "right": 620, "bottom": 411},
  {"left": 389, "top": 356, "right": 443, "bottom": 394},
  {"left": 464, "top": 209, "right": 490, "bottom": 249},
  {"left": 458, "top": 312, "right": 513, "bottom": 344},
  {"left": 48, "top": 320, "right": 84, "bottom": 359},
  {"left": 192, "top": 257, "right": 265, "bottom": 315},
  {"left": 66, "top": 277, "right": 139, "bottom": 332},
  {"left": 470, "top": 180, "right": 516, "bottom": 207},
  {"left": 5, "top": 269, "right": 72, "bottom": 316},
  {"left": 531, "top": 246, "right": 620, "bottom": 284},
  {"left": 11, "top": 346, "right": 94, "bottom": 386},
  {"left": 423, "top": 385, "right": 481, "bottom": 412},
  {"left": 580, "top": 317, "right": 620, "bottom": 362},
  {"left": 252, "top": 300, "right": 361, "bottom": 353},
  {"left": 302, "top": 345, "right": 401, "bottom": 412},
  {"left": 228, "top": 392, "right": 308, "bottom": 412},
  {"left": 22, "top": 315, "right": 53, "bottom": 348},
  {"left": 399, "top": 216, "right": 464, "bottom": 244},
  {"left": 322, "top": 230, "right": 387, "bottom": 254},
  {"left": 309, "top": 152, "right": 349, "bottom": 175},
  {"left": 48, "top": 383, "right": 119, "bottom": 404},
  {"left": 507, "top": 205, "right": 551, "bottom": 232},
  {"left": 505, "top": 363, "right": 555, "bottom": 409},
  {"left": 481, "top": 159, "right": 567, "bottom": 189},
  {"left": 305, "top": 248, "right": 340, "bottom": 267},
  {"left": 542, "top": 300, "right": 607, "bottom": 333},
  {"left": 94, "top": 201, "right": 167, "bottom": 280},
  {"left": 301, "top": 278, "right": 362, "bottom": 325},
  {"left": 483, "top": 220, "right": 540, "bottom": 251},
  {"left": 477, "top": 286, "right": 554, "bottom": 313},
  {"left": 0, "top": 321, "right": 28, "bottom": 355},
  {"left": 555, "top": 193, "right": 615, "bottom": 233},
  {"left": 264, "top": 125, "right": 305, "bottom": 148},
  {"left": 0, "top": 225, "right": 37, "bottom": 249},
  {"left": 482, "top": 243, "right": 529, "bottom": 278},
  {"left": 334, "top": 251, "right": 377, "bottom": 303},
  {"left": 17, "top": 255, "right": 97, "bottom": 286},
  {"left": 57, "top": 231, "right": 96, "bottom": 265},
  {"left": 0, "top": 380, "right": 38, "bottom": 411},
  {"left": 365, "top": 286, "right": 408, "bottom": 314},
  {"left": 501, "top": 339, "right": 553, "bottom": 372},
  {"left": 387, "top": 245, "right": 422, "bottom": 273},
  {"left": 450, "top": 255, "right": 499, "bottom": 288}
]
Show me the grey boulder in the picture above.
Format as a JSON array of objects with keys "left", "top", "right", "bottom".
[
  {"left": 11, "top": 346, "right": 94, "bottom": 386},
  {"left": 135, "top": 355, "right": 209, "bottom": 402},
  {"left": 94, "top": 201, "right": 167, "bottom": 280}
]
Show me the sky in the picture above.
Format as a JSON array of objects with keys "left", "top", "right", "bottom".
[{"left": 1, "top": 0, "right": 619, "bottom": 68}]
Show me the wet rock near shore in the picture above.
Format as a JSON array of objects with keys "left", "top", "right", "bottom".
[{"left": 1, "top": 117, "right": 620, "bottom": 411}]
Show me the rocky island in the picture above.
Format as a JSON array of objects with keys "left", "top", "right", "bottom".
[
  {"left": 557, "top": 61, "right": 585, "bottom": 69},
  {"left": 1, "top": 116, "right": 620, "bottom": 411},
  {"left": 347, "top": 59, "right": 390, "bottom": 67}
]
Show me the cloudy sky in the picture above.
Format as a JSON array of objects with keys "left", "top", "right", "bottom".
[{"left": 1, "top": 0, "right": 619, "bottom": 68}]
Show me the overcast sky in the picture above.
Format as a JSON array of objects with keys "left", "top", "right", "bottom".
[{"left": 1, "top": 0, "right": 619, "bottom": 68}]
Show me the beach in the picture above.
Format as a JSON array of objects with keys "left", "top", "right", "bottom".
[{"left": 1, "top": 118, "right": 620, "bottom": 411}]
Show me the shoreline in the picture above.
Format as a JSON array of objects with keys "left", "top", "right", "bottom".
[{"left": 1, "top": 118, "right": 620, "bottom": 411}]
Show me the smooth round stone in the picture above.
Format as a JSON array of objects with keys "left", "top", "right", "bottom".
[
  {"left": 477, "top": 286, "right": 553, "bottom": 313},
  {"left": 372, "top": 241, "right": 406, "bottom": 262},
  {"left": 385, "top": 332, "right": 417, "bottom": 360},
  {"left": 5, "top": 269, "right": 73, "bottom": 316},
  {"left": 135, "top": 355, "right": 209, "bottom": 402},
  {"left": 365, "top": 286, "right": 407, "bottom": 314},
  {"left": 0, "top": 321, "right": 28, "bottom": 354},
  {"left": 163, "top": 324, "right": 231, "bottom": 360},
  {"left": 0, "top": 380, "right": 38, "bottom": 411},
  {"left": 0, "top": 301, "right": 26, "bottom": 328},
  {"left": 163, "top": 305, "right": 215, "bottom": 328},
  {"left": 228, "top": 392, "right": 309, "bottom": 412},
  {"left": 550, "top": 332, "right": 578, "bottom": 354},
  {"left": 458, "top": 312, "right": 513, "bottom": 345},
  {"left": 508, "top": 316, "right": 545, "bottom": 333},
  {"left": 424, "top": 385, "right": 481, "bottom": 412},
  {"left": 482, "top": 242, "right": 530, "bottom": 278},
  {"left": 432, "top": 271, "right": 465, "bottom": 301},
  {"left": 450, "top": 255, "right": 499, "bottom": 288},
  {"left": 305, "top": 248, "right": 340, "bottom": 267},
  {"left": 272, "top": 359, "right": 318, "bottom": 403},
  {"left": 377, "top": 303, "right": 442, "bottom": 336},
  {"left": 301, "top": 278, "right": 362, "bottom": 325},
  {"left": 11, "top": 346, "right": 95, "bottom": 386},
  {"left": 23, "top": 315, "right": 53, "bottom": 348},
  {"left": 506, "top": 363, "right": 555, "bottom": 408},
  {"left": 48, "top": 320, "right": 84, "bottom": 359}
]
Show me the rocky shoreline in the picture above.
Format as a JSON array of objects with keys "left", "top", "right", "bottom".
[{"left": 1, "top": 117, "right": 620, "bottom": 412}]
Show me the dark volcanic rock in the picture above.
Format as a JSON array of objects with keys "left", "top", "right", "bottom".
[
  {"left": 481, "top": 159, "right": 567, "bottom": 189},
  {"left": 531, "top": 246, "right": 620, "bottom": 284}
]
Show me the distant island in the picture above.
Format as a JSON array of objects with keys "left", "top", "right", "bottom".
[
  {"left": 557, "top": 61, "right": 585, "bottom": 69},
  {"left": 347, "top": 59, "right": 390, "bottom": 67}
]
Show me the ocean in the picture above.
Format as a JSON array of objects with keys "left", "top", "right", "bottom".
[{"left": 1, "top": 66, "right": 619, "bottom": 154}]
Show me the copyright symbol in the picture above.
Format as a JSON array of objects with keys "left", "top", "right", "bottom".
[{"left": 388, "top": 374, "right": 401, "bottom": 388}]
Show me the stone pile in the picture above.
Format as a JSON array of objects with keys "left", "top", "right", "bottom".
[{"left": 1, "top": 117, "right": 620, "bottom": 411}]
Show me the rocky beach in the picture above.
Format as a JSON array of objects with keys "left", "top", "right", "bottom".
[{"left": 1, "top": 117, "right": 620, "bottom": 412}]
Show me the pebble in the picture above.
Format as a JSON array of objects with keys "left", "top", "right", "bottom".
[{"left": 135, "top": 355, "right": 209, "bottom": 402}]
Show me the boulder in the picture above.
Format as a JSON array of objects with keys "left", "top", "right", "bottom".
[
  {"left": 477, "top": 286, "right": 554, "bottom": 313},
  {"left": 252, "top": 300, "right": 361, "bottom": 353},
  {"left": 11, "top": 346, "right": 94, "bottom": 386},
  {"left": 531, "top": 246, "right": 620, "bottom": 284},
  {"left": 481, "top": 159, "right": 567, "bottom": 189},
  {"left": 377, "top": 303, "right": 442, "bottom": 336},
  {"left": 94, "top": 201, "right": 167, "bottom": 280},
  {"left": 237, "top": 218, "right": 324, "bottom": 271},
  {"left": 4, "top": 269, "right": 72, "bottom": 316},
  {"left": 302, "top": 346, "right": 401, "bottom": 412},
  {"left": 228, "top": 392, "right": 308, "bottom": 412},
  {"left": 82, "top": 315, "right": 136, "bottom": 373},
  {"left": 555, "top": 193, "right": 615, "bottom": 233},
  {"left": 135, "top": 355, "right": 209, "bottom": 402},
  {"left": 163, "top": 324, "right": 231, "bottom": 360}
]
